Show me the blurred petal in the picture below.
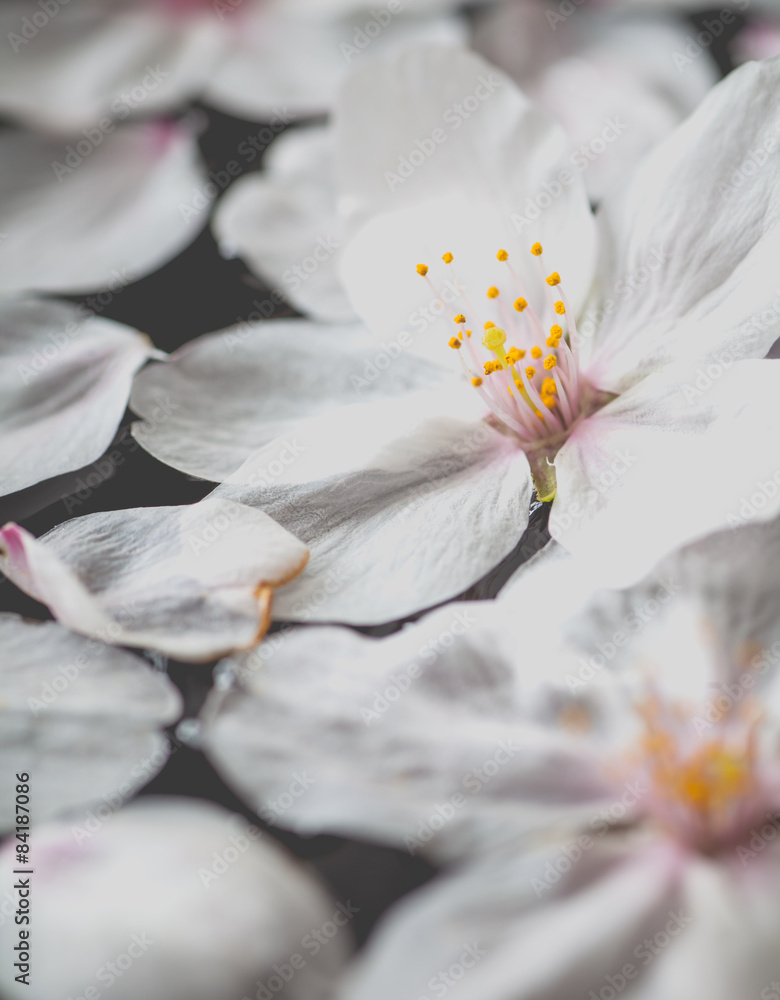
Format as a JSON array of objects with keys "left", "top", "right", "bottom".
[
  {"left": 204, "top": 4, "right": 467, "bottom": 119},
  {"left": 0, "top": 498, "right": 309, "bottom": 661},
  {"left": 0, "top": 613, "right": 180, "bottom": 832},
  {"left": 213, "top": 126, "right": 355, "bottom": 322},
  {"left": 130, "top": 318, "right": 452, "bottom": 482},
  {"left": 0, "top": 298, "right": 152, "bottom": 498},
  {"left": 0, "top": 121, "right": 212, "bottom": 295},
  {"left": 202, "top": 607, "right": 616, "bottom": 861},
  {"left": 0, "top": 0, "right": 226, "bottom": 133},
  {"left": 551, "top": 360, "right": 780, "bottom": 587},
  {"left": 0, "top": 797, "right": 348, "bottom": 1000},
  {"left": 582, "top": 56, "right": 780, "bottom": 392},
  {"left": 215, "top": 394, "right": 533, "bottom": 623}
]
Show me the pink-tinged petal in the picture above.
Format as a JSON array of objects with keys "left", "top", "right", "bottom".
[
  {"left": 0, "top": 298, "right": 152, "bottom": 498},
  {"left": 213, "top": 125, "right": 355, "bottom": 322},
  {"left": 0, "top": 613, "right": 181, "bottom": 832},
  {"left": 0, "top": 798, "right": 348, "bottom": 1000},
  {"left": 202, "top": 609, "right": 618, "bottom": 862},
  {"left": 204, "top": 4, "right": 467, "bottom": 120},
  {"left": 0, "top": 0, "right": 228, "bottom": 134},
  {"left": 0, "top": 499, "right": 309, "bottom": 661},
  {"left": 130, "top": 318, "right": 453, "bottom": 482},
  {"left": 337, "top": 836, "right": 686, "bottom": 1000},
  {"left": 213, "top": 391, "right": 534, "bottom": 624},
  {"left": 551, "top": 359, "right": 780, "bottom": 588},
  {"left": 583, "top": 56, "right": 780, "bottom": 392},
  {"left": 0, "top": 121, "right": 212, "bottom": 295}
]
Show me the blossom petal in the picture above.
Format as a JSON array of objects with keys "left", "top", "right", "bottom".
[
  {"left": 213, "top": 125, "right": 355, "bottom": 322},
  {"left": 204, "top": 5, "right": 467, "bottom": 120},
  {"left": 551, "top": 359, "right": 780, "bottom": 587},
  {"left": 0, "top": 298, "right": 152, "bottom": 498},
  {"left": 0, "top": 1, "right": 226, "bottom": 134},
  {"left": 0, "top": 612, "right": 180, "bottom": 832},
  {"left": 0, "top": 121, "right": 212, "bottom": 295},
  {"left": 0, "top": 798, "right": 348, "bottom": 1000},
  {"left": 202, "top": 606, "right": 616, "bottom": 861},
  {"left": 583, "top": 55, "right": 780, "bottom": 392},
  {"left": 214, "top": 394, "right": 534, "bottom": 623},
  {"left": 130, "top": 318, "right": 452, "bottom": 482},
  {"left": 0, "top": 498, "right": 309, "bottom": 661}
]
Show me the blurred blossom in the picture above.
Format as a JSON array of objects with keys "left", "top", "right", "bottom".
[
  {"left": 139, "top": 46, "right": 780, "bottom": 625},
  {"left": 202, "top": 518, "right": 780, "bottom": 999},
  {"left": 472, "top": 0, "right": 718, "bottom": 202},
  {"left": 0, "top": 0, "right": 467, "bottom": 132},
  {"left": 0, "top": 798, "right": 348, "bottom": 1000}
]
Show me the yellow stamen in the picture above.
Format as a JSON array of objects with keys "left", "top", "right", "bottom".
[
  {"left": 541, "top": 377, "right": 557, "bottom": 396},
  {"left": 543, "top": 355, "right": 557, "bottom": 370},
  {"left": 464, "top": 329, "right": 472, "bottom": 338},
  {"left": 453, "top": 314, "right": 466, "bottom": 324},
  {"left": 442, "top": 252, "right": 453, "bottom": 264},
  {"left": 471, "top": 376, "right": 483, "bottom": 387},
  {"left": 525, "top": 366, "right": 536, "bottom": 379},
  {"left": 531, "top": 243, "right": 543, "bottom": 256},
  {"left": 416, "top": 264, "right": 428, "bottom": 276},
  {"left": 484, "top": 321, "right": 495, "bottom": 330},
  {"left": 487, "top": 286, "right": 500, "bottom": 299},
  {"left": 448, "top": 337, "right": 461, "bottom": 349},
  {"left": 555, "top": 300, "right": 565, "bottom": 314},
  {"left": 483, "top": 360, "right": 502, "bottom": 375},
  {"left": 513, "top": 297, "right": 527, "bottom": 312},
  {"left": 506, "top": 346, "right": 526, "bottom": 365},
  {"left": 546, "top": 272, "right": 561, "bottom": 286},
  {"left": 496, "top": 249, "right": 509, "bottom": 261},
  {"left": 530, "top": 346, "right": 542, "bottom": 360}
]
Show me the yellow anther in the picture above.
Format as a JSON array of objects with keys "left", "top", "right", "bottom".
[
  {"left": 487, "top": 286, "right": 500, "bottom": 299},
  {"left": 448, "top": 337, "right": 461, "bottom": 349},
  {"left": 530, "top": 346, "right": 542, "bottom": 359},
  {"left": 471, "top": 376, "right": 483, "bottom": 387},
  {"left": 531, "top": 243, "right": 543, "bottom": 256},
  {"left": 513, "top": 297, "right": 527, "bottom": 312},
  {"left": 484, "top": 321, "right": 495, "bottom": 330},
  {"left": 496, "top": 249, "right": 509, "bottom": 261},
  {"left": 483, "top": 360, "right": 502, "bottom": 375},
  {"left": 525, "top": 366, "right": 536, "bottom": 379},
  {"left": 465, "top": 329, "right": 472, "bottom": 338},
  {"left": 550, "top": 324, "right": 562, "bottom": 338},
  {"left": 546, "top": 272, "right": 561, "bottom": 286},
  {"left": 543, "top": 354, "right": 557, "bottom": 370},
  {"left": 442, "top": 252, "right": 453, "bottom": 264},
  {"left": 416, "top": 264, "right": 428, "bottom": 276},
  {"left": 506, "top": 346, "right": 526, "bottom": 365},
  {"left": 453, "top": 314, "right": 466, "bottom": 324},
  {"left": 555, "top": 300, "right": 565, "bottom": 314},
  {"left": 541, "top": 377, "right": 557, "bottom": 395}
]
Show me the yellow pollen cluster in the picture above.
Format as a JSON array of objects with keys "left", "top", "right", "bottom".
[
  {"left": 506, "top": 346, "right": 526, "bottom": 364},
  {"left": 514, "top": 298, "right": 527, "bottom": 312},
  {"left": 483, "top": 360, "right": 502, "bottom": 375},
  {"left": 484, "top": 321, "right": 495, "bottom": 330},
  {"left": 496, "top": 249, "right": 509, "bottom": 261},
  {"left": 525, "top": 365, "right": 536, "bottom": 379},
  {"left": 448, "top": 337, "right": 461, "bottom": 349},
  {"left": 546, "top": 272, "right": 561, "bottom": 286},
  {"left": 453, "top": 314, "right": 466, "bottom": 324},
  {"left": 487, "top": 286, "right": 500, "bottom": 299},
  {"left": 555, "top": 301, "right": 565, "bottom": 315},
  {"left": 442, "top": 252, "right": 454, "bottom": 264},
  {"left": 416, "top": 264, "right": 428, "bottom": 276},
  {"left": 543, "top": 354, "right": 557, "bottom": 370},
  {"left": 547, "top": 324, "right": 562, "bottom": 348},
  {"left": 530, "top": 346, "right": 542, "bottom": 359},
  {"left": 471, "top": 376, "right": 483, "bottom": 387},
  {"left": 531, "top": 242, "right": 543, "bottom": 256}
]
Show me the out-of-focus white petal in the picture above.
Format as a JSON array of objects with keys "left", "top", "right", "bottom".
[
  {"left": 582, "top": 56, "right": 780, "bottom": 393},
  {"left": 0, "top": 298, "right": 152, "bottom": 498},
  {"left": 214, "top": 393, "right": 533, "bottom": 623},
  {"left": 0, "top": 0, "right": 227, "bottom": 134},
  {"left": 202, "top": 606, "right": 618, "bottom": 861},
  {"left": 130, "top": 318, "right": 452, "bottom": 482},
  {"left": 204, "top": 4, "right": 467, "bottom": 120},
  {"left": 0, "top": 797, "right": 349, "bottom": 1000},
  {"left": 213, "top": 126, "right": 355, "bottom": 322},
  {"left": 0, "top": 613, "right": 180, "bottom": 832},
  {"left": 474, "top": 3, "right": 717, "bottom": 202},
  {"left": 0, "top": 121, "right": 212, "bottom": 295},
  {"left": 0, "top": 499, "right": 309, "bottom": 661},
  {"left": 551, "top": 360, "right": 780, "bottom": 588}
]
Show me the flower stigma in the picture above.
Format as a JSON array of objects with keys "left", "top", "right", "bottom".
[{"left": 416, "top": 243, "right": 601, "bottom": 501}]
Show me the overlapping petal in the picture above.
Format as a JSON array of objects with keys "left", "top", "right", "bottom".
[
  {"left": 0, "top": 498, "right": 309, "bottom": 661},
  {"left": 0, "top": 298, "right": 152, "bottom": 498},
  {"left": 0, "top": 613, "right": 181, "bottom": 832}
]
